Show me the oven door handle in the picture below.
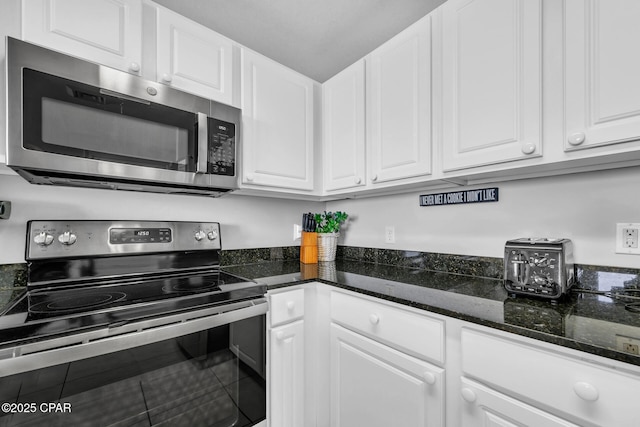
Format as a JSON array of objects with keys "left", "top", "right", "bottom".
[
  {"left": 196, "top": 112, "right": 209, "bottom": 174},
  {"left": 0, "top": 298, "right": 267, "bottom": 376}
]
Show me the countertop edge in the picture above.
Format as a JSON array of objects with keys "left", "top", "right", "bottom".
[{"left": 264, "top": 278, "right": 640, "bottom": 369}]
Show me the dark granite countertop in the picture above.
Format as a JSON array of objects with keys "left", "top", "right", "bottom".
[{"left": 223, "top": 259, "right": 640, "bottom": 368}]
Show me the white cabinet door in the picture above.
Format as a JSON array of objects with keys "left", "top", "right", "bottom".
[
  {"left": 565, "top": 0, "right": 640, "bottom": 151},
  {"left": 367, "top": 15, "right": 432, "bottom": 184},
  {"left": 440, "top": 0, "right": 542, "bottom": 171},
  {"left": 269, "top": 320, "right": 304, "bottom": 427},
  {"left": 460, "top": 378, "right": 579, "bottom": 427},
  {"left": 241, "top": 49, "right": 315, "bottom": 191},
  {"left": 154, "top": 4, "right": 234, "bottom": 105},
  {"left": 330, "top": 324, "right": 444, "bottom": 427},
  {"left": 22, "top": 0, "right": 142, "bottom": 74},
  {"left": 323, "top": 60, "right": 366, "bottom": 192}
]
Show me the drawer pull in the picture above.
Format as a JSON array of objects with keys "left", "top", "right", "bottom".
[
  {"left": 423, "top": 372, "right": 436, "bottom": 385},
  {"left": 573, "top": 382, "right": 599, "bottom": 402},
  {"left": 461, "top": 388, "right": 477, "bottom": 403},
  {"left": 286, "top": 301, "right": 295, "bottom": 311},
  {"left": 276, "top": 331, "right": 285, "bottom": 341},
  {"left": 369, "top": 314, "right": 380, "bottom": 325}
]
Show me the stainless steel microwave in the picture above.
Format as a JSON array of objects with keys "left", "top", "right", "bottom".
[{"left": 5, "top": 37, "right": 240, "bottom": 197}]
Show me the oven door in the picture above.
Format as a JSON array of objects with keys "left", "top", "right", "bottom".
[{"left": 0, "top": 299, "right": 267, "bottom": 427}]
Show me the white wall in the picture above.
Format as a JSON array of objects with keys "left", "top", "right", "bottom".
[
  {"left": 0, "top": 173, "right": 323, "bottom": 264},
  {"left": 326, "top": 166, "right": 640, "bottom": 269},
  {"left": 3, "top": 166, "right": 639, "bottom": 268}
]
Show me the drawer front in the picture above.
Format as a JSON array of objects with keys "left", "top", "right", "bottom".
[
  {"left": 461, "top": 327, "right": 640, "bottom": 427},
  {"left": 460, "top": 378, "right": 579, "bottom": 427},
  {"left": 331, "top": 290, "right": 444, "bottom": 364},
  {"left": 270, "top": 288, "right": 305, "bottom": 326}
]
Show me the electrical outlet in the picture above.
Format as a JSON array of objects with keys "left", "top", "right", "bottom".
[
  {"left": 385, "top": 226, "right": 395, "bottom": 244},
  {"left": 616, "top": 223, "right": 640, "bottom": 254},
  {"left": 293, "top": 224, "right": 301, "bottom": 241},
  {"left": 616, "top": 335, "right": 640, "bottom": 355}
]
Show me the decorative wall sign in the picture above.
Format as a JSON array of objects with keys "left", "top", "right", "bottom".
[{"left": 419, "top": 187, "right": 499, "bottom": 207}]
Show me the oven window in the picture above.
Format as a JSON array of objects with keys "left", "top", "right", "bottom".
[
  {"left": 22, "top": 68, "right": 198, "bottom": 172},
  {"left": 0, "top": 317, "right": 266, "bottom": 426}
]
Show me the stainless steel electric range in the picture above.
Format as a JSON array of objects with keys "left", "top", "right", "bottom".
[{"left": 0, "top": 220, "right": 267, "bottom": 427}]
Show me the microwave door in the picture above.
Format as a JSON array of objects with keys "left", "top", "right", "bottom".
[{"left": 17, "top": 68, "right": 210, "bottom": 187}]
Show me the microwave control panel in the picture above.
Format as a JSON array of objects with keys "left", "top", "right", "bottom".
[{"left": 209, "top": 118, "right": 235, "bottom": 176}]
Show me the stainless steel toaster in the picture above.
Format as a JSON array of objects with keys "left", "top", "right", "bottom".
[{"left": 504, "top": 238, "right": 575, "bottom": 299}]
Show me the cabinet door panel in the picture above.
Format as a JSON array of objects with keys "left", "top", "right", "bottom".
[
  {"left": 155, "top": 6, "right": 233, "bottom": 104},
  {"left": 330, "top": 324, "right": 444, "bottom": 427},
  {"left": 368, "top": 16, "right": 431, "bottom": 183},
  {"left": 441, "top": 0, "right": 541, "bottom": 170},
  {"left": 565, "top": 0, "right": 640, "bottom": 150},
  {"left": 270, "top": 321, "right": 304, "bottom": 427},
  {"left": 323, "top": 61, "right": 366, "bottom": 191},
  {"left": 242, "top": 50, "right": 314, "bottom": 190},
  {"left": 22, "top": 0, "right": 141, "bottom": 73}
]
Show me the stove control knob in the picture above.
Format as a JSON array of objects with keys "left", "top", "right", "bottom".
[
  {"left": 207, "top": 230, "right": 218, "bottom": 241},
  {"left": 194, "top": 230, "right": 206, "bottom": 241},
  {"left": 34, "top": 232, "right": 54, "bottom": 246},
  {"left": 58, "top": 231, "right": 77, "bottom": 246}
]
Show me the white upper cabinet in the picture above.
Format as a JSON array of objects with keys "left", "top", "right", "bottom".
[
  {"left": 22, "top": 0, "right": 142, "bottom": 74},
  {"left": 153, "top": 4, "right": 234, "bottom": 105},
  {"left": 440, "top": 0, "right": 542, "bottom": 171},
  {"left": 241, "top": 49, "right": 315, "bottom": 191},
  {"left": 367, "top": 15, "right": 432, "bottom": 184},
  {"left": 565, "top": 0, "right": 640, "bottom": 151},
  {"left": 322, "top": 60, "right": 366, "bottom": 192}
]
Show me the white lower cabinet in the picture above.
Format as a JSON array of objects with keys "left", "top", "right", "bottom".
[
  {"left": 268, "top": 284, "right": 640, "bottom": 427},
  {"left": 269, "top": 320, "right": 304, "bottom": 427},
  {"left": 330, "top": 324, "right": 444, "bottom": 427},
  {"left": 460, "top": 378, "right": 579, "bottom": 427},
  {"left": 461, "top": 326, "right": 640, "bottom": 427},
  {"left": 268, "top": 287, "right": 306, "bottom": 427}
]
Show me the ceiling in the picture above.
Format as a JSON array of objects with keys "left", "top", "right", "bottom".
[{"left": 152, "top": 0, "right": 446, "bottom": 82}]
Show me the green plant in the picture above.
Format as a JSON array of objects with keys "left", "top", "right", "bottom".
[{"left": 314, "top": 211, "right": 348, "bottom": 234}]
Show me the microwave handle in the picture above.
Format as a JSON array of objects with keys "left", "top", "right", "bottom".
[{"left": 197, "top": 112, "right": 208, "bottom": 174}]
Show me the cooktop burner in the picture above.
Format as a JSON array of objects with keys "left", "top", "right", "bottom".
[
  {"left": 21, "top": 271, "right": 247, "bottom": 319},
  {"left": 29, "top": 291, "right": 127, "bottom": 314}
]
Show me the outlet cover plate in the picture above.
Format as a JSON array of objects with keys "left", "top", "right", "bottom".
[
  {"left": 385, "top": 226, "right": 395, "bottom": 244},
  {"left": 616, "top": 223, "right": 640, "bottom": 254}
]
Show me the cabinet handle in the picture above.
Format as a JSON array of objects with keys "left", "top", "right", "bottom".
[
  {"left": 423, "top": 372, "right": 436, "bottom": 385},
  {"left": 276, "top": 331, "right": 285, "bottom": 341},
  {"left": 521, "top": 142, "right": 536, "bottom": 155},
  {"left": 246, "top": 174, "right": 254, "bottom": 182},
  {"left": 129, "top": 62, "right": 140, "bottom": 72},
  {"left": 461, "top": 387, "right": 477, "bottom": 403},
  {"left": 371, "top": 175, "right": 378, "bottom": 182},
  {"left": 568, "top": 132, "right": 586, "bottom": 146},
  {"left": 369, "top": 313, "right": 380, "bottom": 325},
  {"left": 573, "top": 382, "right": 599, "bottom": 402},
  {"left": 161, "top": 73, "right": 173, "bottom": 83},
  {"left": 286, "top": 301, "right": 295, "bottom": 311},
  {"left": 354, "top": 176, "right": 362, "bottom": 185}
]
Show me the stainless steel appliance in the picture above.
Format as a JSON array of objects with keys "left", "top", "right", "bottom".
[
  {"left": 504, "top": 238, "right": 575, "bottom": 299},
  {"left": 6, "top": 37, "right": 240, "bottom": 197},
  {"left": 0, "top": 220, "right": 266, "bottom": 426}
]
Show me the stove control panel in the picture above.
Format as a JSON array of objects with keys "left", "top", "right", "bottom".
[{"left": 27, "top": 221, "right": 221, "bottom": 259}]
